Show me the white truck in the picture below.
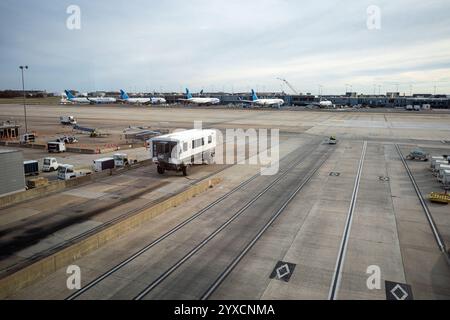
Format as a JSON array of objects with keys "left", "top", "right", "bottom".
[
  {"left": 413, "top": 105, "right": 421, "bottom": 111},
  {"left": 57, "top": 164, "right": 91, "bottom": 180},
  {"left": 405, "top": 105, "right": 413, "bottom": 111},
  {"left": 93, "top": 157, "right": 115, "bottom": 172},
  {"left": 42, "top": 157, "right": 59, "bottom": 172},
  {"left": 20, "top": 133, "right": 36, "bottom": 144},
  {"left": 47, "top": 141, "right": 66, "bottom": 153},
  {"left": 60, "top": 116, "right": 77, "bottom": 125},
  {"left": 113, "top": 153, "right": 137, "bottom": 167}
]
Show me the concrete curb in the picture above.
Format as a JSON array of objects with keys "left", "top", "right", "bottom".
[{"left": 0, "top": 177, "right": 222, "bottom": 299}]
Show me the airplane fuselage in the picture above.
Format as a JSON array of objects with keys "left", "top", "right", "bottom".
[
  {"left": 253, "top": 98, "right": 284, "bottom": 107},
  {"left": 67, "top": 97, "right": 91, "bottom": 104},
  {"left": 123, "top": 97, "right": 167, "bottom": 104},
  {"left": 88, "top": 97, "right": 116, "bottom": 104},
  {"left": 184, "top": 97, "right": 220, "bottom": 105}
]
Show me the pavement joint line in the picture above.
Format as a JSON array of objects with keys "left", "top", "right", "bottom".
[
  {"left": 0, "top": 165, "right": 234, "bottom": 276},
  {"left": 132, "top": 141, "right": 323, "bottom": 300},
  {"left": 200, "top": 148, "right": 335, "bottom": 300},
  {"left": 394, "top": 144, "right": 449, "bottom": 263},
  {"left": 0, "top": 177, "right": 222, "bottom": 299},
  {"left": 384, "top": 144, "right": 408, "bottom": 284},
  {"left": 66, "top": 139, "right": 321, "bottom": 300},
  {"left": 328, "top": 140, "right": 367, "bottom": 300}
]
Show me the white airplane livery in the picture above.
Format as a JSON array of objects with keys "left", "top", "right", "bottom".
[
  {"left": 88, "top": 96, "right": 116, "bottom": 104},
  {"left": 241, "top": 89, "right": 284, "bottom": 108},
  {"left": 64, "top": 90, "right": 90, "bottom": 104},
  {"left": 179, "top": 88, "right": 220, "bottom": 105},
  {"left": 318, "top": 100, "right": 334, "bottom": 107},
  {"left": 307, "top": 98, "right": 334, "bottom": 108},
  {"left": 64, "top": 90, "right": 116, "bottom": 104},
  {"left": 119, "top": 89, "right": 166, "bottom": 104}
]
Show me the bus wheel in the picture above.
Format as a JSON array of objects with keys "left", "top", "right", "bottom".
[
  {"left": 182, "top": 165, "right": 188, "bottom": 176},
  {"left": 157, "top": 166, "right": 165, "bottom": 174}
]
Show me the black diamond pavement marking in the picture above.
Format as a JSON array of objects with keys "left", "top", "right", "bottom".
[
  {"left": 329, "top": 172, "right": 340, "bottom": 176},
  {"left": 269, "top": 261, "right": 296, "bottom": 282},
  {"left": 378, "top": 176, "right": 390, "bottom": 181},
  {"left": 385, "top": 281, "right": 413, "bottom": 300}
]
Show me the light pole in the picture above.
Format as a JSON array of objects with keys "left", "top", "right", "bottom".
[{"left": 19, "top": 65, "right": 28, "bottom": 133}]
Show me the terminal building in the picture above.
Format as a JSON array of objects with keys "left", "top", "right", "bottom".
[{"left": 159, "top": 92, "right": 450, "bottom": 109}]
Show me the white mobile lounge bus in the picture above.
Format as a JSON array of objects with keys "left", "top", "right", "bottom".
[{"left": 149, "top": 129, "right": 216, "bottom": 176}]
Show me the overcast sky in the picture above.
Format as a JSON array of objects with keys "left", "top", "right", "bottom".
[{"left": 1, "top": 0, "right": 450, "bottom": 94}]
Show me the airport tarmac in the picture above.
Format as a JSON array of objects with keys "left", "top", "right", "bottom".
[{"left": 0, "top": 104, "right": 449, "bottom": 300}]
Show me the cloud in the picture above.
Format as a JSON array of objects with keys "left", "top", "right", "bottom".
[{"left": 1, "top": 0, "right": 450, "bottom": 94}]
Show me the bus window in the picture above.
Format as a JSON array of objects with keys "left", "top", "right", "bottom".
[{"left": 208, "top": 135, "right": 212, "bottom": 144}]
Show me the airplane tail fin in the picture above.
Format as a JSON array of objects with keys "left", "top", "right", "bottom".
[
  {"left": 186, "top": 88, "right": 193, "bottom": 99},
  {"left": 65, "top": 90, "right": 75, "bottom": 99},
  {"left": 120, "top": 89, "right": 129, "bottom": 100},
  {"left": 251, "top": 89, "right": 258, "bottom": 101}
]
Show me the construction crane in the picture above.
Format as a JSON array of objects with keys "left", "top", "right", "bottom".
[{"left": 277, "top": 77, "right": 299, "bottom": 95}]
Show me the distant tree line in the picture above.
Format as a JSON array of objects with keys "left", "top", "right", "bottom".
[{"left": 0, "top": 90, "right": 54, "bottom": 98}]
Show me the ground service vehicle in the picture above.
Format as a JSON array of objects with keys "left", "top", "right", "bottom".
[
  {"left": 441, "top": 170, "right": 450, "bottom": 187},
  {"left": 437, "top": 164, "right": 450, "bottom": 181},
  {"left": 20, "top": 133, "right": 36, "bottom": 144},
  {"left": 406, "top": 148, "right": 429, "bottom": 161},
  {"left": 327, "top": 136, "right": 337, "bottom": 144},
  {"left": 93, "top": 157, "right": 115, "bottom": 172},
  {"left": 57, "top": 164, "right": 91, "bottom": 180},
  {"left": 150, "top": 129, "right": 216, "bottom": 176},
  {"left": 113, "top": 153, "right": 137, "bottom": 167},
  {"left": 23, "top": 160, "right": 39, "bottom": 176},
  {"left": 60, "top": 116, "right": 77, "bottom": 125},
  {"left": 47, "top": 141, "right": 66, "bottom": 153},
  {"left": 42, "top": 157, "right": 59, "bottom": 172}
]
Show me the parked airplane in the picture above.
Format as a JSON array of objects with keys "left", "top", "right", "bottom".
[
  {"left": 317, "top": 99, "right": 334, "bottom": 108},
  {"left": 179, "top": 88, "right": 220, "bottom": 105},
  {"left": 119, "top": 89, "right": 166, "bottom": 104},
  {"left": 240, "top": 89, "right": 284, "bottom": 108},
  {"left": 87, "top": 94, "right": 116, "bottom": 104},
  {"left": 307, "top": 98, "right": 334, "bottom": 108},
  {"left": 64, "top": 90, "right": 116, "bottom": 104},
  {"left": 64, "top": 90, "right": 91, "bottom": 104}
]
